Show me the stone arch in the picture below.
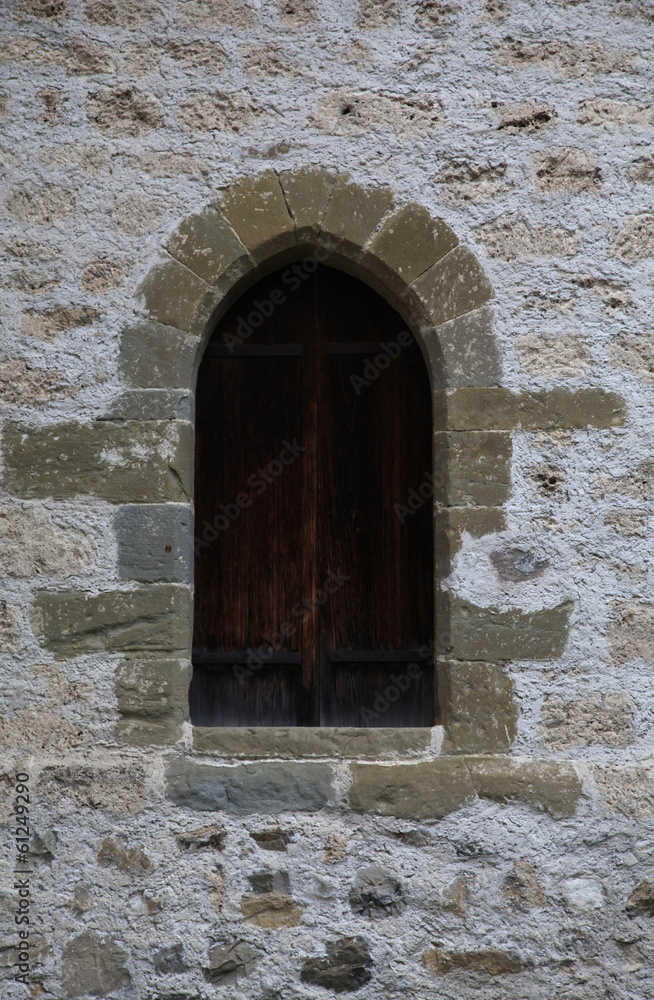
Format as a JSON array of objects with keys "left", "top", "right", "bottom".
[
  {"left": 130, "top": 168, "right": 502, "bottom": 404},
  {"left": 111, "top": 167, "right": 518, "bottom": 754}
]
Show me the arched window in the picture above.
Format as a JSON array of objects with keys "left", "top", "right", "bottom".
[{"left": 190, "top": 264, "right": 434, "bottom": 727}]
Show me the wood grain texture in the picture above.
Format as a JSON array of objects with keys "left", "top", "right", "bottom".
[{"left": 191, "top": 266, "right": 434, "bottom": 727}]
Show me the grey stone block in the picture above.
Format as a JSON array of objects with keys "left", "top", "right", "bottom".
[
  {"left": 166, "top": 760, "right": 335, "bottom": 814},
  {"left": 116, "top": 504, "right": 192, "bottom": 583}
]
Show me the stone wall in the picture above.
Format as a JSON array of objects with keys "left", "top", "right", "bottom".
[{"left": 1, "top": 0, "right": 654, "bottom": 998}]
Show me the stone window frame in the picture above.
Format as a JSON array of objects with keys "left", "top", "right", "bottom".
[{"left": 19, "top": 168, "right": 624, "bottom": 758}]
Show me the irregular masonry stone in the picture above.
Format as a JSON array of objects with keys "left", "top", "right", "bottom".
[
  {"left": 0, "top": 503, "right": 93, "bottom": 577},
  {"left": 62, "top": 932, "right": 131, "bottom": 998},
  {"left": 540, "top": 692, "right": 636, "bottom": 748},
  {"left": 490, "top": 547, "right": 549, "bottom": 582},
  {"left": 408, "top": 246, "right": 494, "bottom": 327},
  {"left": 139, "top": 254, "right": 216, "bottom": 333},
  {"left": 192, "top": 726, "right": 431, "bottom": 758},
  {"left": 533, "top": 148, "right": 601, "bottom": 193},
  {"left": 349, "top": 759, "right": 476, "bottom": 819},
  {"left": 445, "top": 597, "right": 573, "bottom": 660},
  {"left": 503, "top": 861, "right": 546, "bottom": 910},
  {"left": 423, "top": 947, "right": 523, "bottom": 976},
  {"left": 606, "top": 601, "right": 654, "bottom": 665},
  {"left": 433, "top": 388, "right": 625, "bottom": 430},
  {"left": 103, "top": 389, "right": 192, "bottom": 421},
  {"left": 86, "top": 85, "right": 164, "bottom": 136},
  {"left": 439, "top": 660, "right": 518, "bottom": 754},
  {"left": 433, "top": 430, "right": 512, "bottom": 507},
  {"left": 240, "top": 892, "right": 303, "bottom": 927},
  {"left": 611, "top": 213, "right": 654, "bottom": 261},
  {"left": 278, "top": 166, "right": 337, "bottom": 242},
  {"left": 97, "top": 836, "right": 151, "bottom": 873},
  {"left": 205, "top": 940, "right": 260, "bottom": 984},
  {"left": 118, "top": 320, "right": 199, "bottom": 389},
  {"left": 37, "top": 764, "right": 147, "bottom": 816},
  {"left": 515, "top": 333, "right": 593, "bottom": 378},
  {"left": 362, "top": 203, "right": 459, "bottom": 295},
  {"left": 216, "top": 170, "right": 295, "bottom": 264},
  {"left": 423, "top": 306, "right": 503, "bottom": 389},
  {"left": 248, "top": 869, "right": 291, "bottom": 893},
  {"left": 177, "top": 824, "right": 226, "bottom": 850},
  {"left": 320, "top": 176, "right": 395, "bottom": 258},
  {"left": 592, "top": 763, "right": 654, "bottom": 820},
  {"left": 166, "top": 206, "right": 252, "bottom": 288},
  {"left": 166, "top": 760, "right": 336, "bottom": 813},
  {"left": 467, "top": 757, "right": 582, "bottom": 817},
  {"left": 114, "top": 657, "right": 191, "bottom": 724},
  {"left": 349, "top": 864, "right": 407, "bottom": 918},
  {"left": 626, "top": 880, "right": 654, "bottom": 917},
  {"left": 153, "top": 944, "right": 187, "bottom": 974},
  {"left": 115, "top": 504, "right": 192, "bottom": 583},
  {"left": 3, "top": 421, "right": 192, "bottom": 503},
  {"left": 33, "top": 585, "right": 191, "bottom": 658},
  {"left": 250, "top": 829, "right": 293, "bottom": 851},
  {"left": 301, "top": 936, "right": 373, "bottom": 994}
]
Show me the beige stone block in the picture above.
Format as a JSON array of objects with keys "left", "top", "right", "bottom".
[
  {"left": 166, "top": 208, "right": 252, "bottom": 289},
  {"left": 439, "top": 660, "right": 517, "bottom": 754},
  {"left": 409, "top": 246, "right": 494, "bottom": 327},
  {"left": 278, "top": 167, "right": 337, "bottom": 243},
  {"left": 467, "top": 757, "right": 581, "bottom": 817},
  {"left": 33, "top": 585, "right": 192, "bottom": 659},
  {"left": 3, "top": 420, "right": 193, "bottom": 503},
  {"left": 533, "top": 148, "right": 601, "bottom": 193},
  {"left": 474, "top": 214, "right": 580, "bottom": 260},
  {"left": 349, "top": 759, "right": 476, "bottom": 819},
  {"left": 139, "top": 255, "right": 215, "bottom": 333},
  {"left": 86, "top": 86, "right": 164, "bottom": 136},
  {"left": 609, "top": 332, "right": 654, "bottom": 384},
  {"left": 445, "top": 596, "right": 573, "bottom": 661},
  {"left": 432, "top": 430, "right": 512, "bottom": 507},
  {"left": 362, "top": 203, "right": 458, "bottom": 296},
  {"left": 320, "top": 176, "right": 395, "bottom": 258},
  {"left": 192, "top": 726, "right": 431, "bottom": 758},
  {"left": 38, "top": 764, "right": 147, "bottom": 815},
  {"left": 216, "top": 170, "right": 295, "bottom": 264}
]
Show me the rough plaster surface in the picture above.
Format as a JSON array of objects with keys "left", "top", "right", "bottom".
[{"left": 1, "top": 0, "right": 654, "bottom": 997}]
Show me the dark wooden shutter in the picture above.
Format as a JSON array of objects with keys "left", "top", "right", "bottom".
[{"left": 190, "top": 265, "right": 435, "bottom": 727}]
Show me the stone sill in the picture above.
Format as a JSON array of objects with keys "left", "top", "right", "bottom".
[{"left": 192, "top": 726, "right": 441, "bottom": 759}]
